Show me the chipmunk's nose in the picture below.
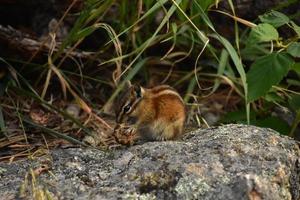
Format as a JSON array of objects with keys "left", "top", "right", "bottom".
[
  {"left": 116, "top": 115, "right": 122, "bottom": 123},
  {"left": 116, "top": 113, "right": 125, "bottom": 124}
]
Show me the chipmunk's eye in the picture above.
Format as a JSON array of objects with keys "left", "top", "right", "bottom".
[{"left": 123, "top": 104, "right": 131, "bottom": 113}]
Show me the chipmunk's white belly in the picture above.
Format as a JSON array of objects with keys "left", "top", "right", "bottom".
[{"left": 138, "top": 119, "right": 175, "bottom": 141}]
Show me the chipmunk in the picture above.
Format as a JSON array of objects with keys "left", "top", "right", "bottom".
[{"left": 114, "top": 81, "right": 186, "bottom": 141}]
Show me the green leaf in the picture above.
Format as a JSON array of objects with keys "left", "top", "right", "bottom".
[
  {"left": 255, "top": 117, "right": 290, "bottom": 135},
  {"left": 259, "top": 10, "right": 290, "bottom": 28},
  {"left": 247, "top": 52, "right": 294, "bottom": 102},
  {"left": 221, "top": 109, "right": 256, "bottom": 124},
  {"left": 248, "top": 23, "right": 279, "bottom": 43},
  {"left": 287, "top": 79, "right": 300, "bottom": 87},
  {"left": 241, "top": 44, "right": 269, "bottom": 61},
  {"left": 264, "top": 92, "right": 284, "bottom": 103},
  {"left": 291, "top": 21, "right": 300, "bottom": 37},
  {"left": 287, "top": 42, "right": 300, "bottom": 58},
  {"left": 288, "top": 95, "right": 300, "bottom": 137},
  {"left": 289, "top": 94, "right": 300, "bottom": 112},
  {"left": 291, "top": 62, "right": 300, "bottom": 74}
]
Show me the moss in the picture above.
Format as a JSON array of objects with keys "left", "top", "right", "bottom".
[
  {"left": 175, "top": 176, "right": 211, "bottom": 199},
  {"left": 138, "top": 171, "right": 178, "bottom": 193},
  {"left": 124, "top": 192, "right": 156, "bottom": 200},
  {"left": 0, "top": 167, "right": 7, "bottom": 176}
]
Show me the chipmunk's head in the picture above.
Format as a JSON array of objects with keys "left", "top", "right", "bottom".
[{"left": 114, "top": 81, "right": 144, "bottom": 123}]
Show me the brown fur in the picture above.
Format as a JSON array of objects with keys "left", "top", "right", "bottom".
[{"left": 115, "top": 84, "right": 186, "bottom": 141}]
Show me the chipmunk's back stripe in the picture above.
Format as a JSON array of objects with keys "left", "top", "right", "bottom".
[
  {"left": 151, "top": 89, "right": 184, "bottom": 104},
  {"left": 151, "top": 85, "right": 176, "bottom": 94}
]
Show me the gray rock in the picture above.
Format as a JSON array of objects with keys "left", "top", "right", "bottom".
[{"left": 0, "top": 124, "right": 299, "bottom": 200}]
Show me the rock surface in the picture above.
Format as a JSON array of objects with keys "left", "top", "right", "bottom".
[{"left": 0, "top": 124, "right": 300, "bottom": 200}]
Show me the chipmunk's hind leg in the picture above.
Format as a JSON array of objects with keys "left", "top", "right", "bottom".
[
  {"left": 171, "top": 118, "right": 185, "bottom": 139},
  {"left": 138, "top": 125, "right": 157, "bottom": 141}
]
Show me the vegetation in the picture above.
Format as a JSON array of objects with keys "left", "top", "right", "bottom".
[{"left": 0, "top": 0, "right": 300, "bottom": 160}]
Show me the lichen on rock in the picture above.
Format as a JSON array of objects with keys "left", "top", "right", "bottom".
[{"left": 0, "top": 124, "right": 299, "bottom": 199}]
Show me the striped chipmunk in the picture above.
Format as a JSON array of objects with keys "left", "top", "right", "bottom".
[{"left": 114, "top": 81, "right": 186, "bottom": 141}]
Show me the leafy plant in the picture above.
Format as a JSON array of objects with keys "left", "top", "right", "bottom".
[{"left": 240, "top": 10, "right": 300, "bottom": 135}]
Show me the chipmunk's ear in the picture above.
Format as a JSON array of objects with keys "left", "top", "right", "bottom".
[{"left": 133, "top": 84, "right": 143, "bottom": 98}]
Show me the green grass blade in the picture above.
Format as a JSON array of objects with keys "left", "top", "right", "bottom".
[
  {"left": 23, "top": 118, "right": 88, "bottom": 146},
  {"left": 184, "top": 77, "right": 196, "bottom": 103},
  {"left": 102, "top": 58, "right": 149, "bottom": 111},
  {"left": 211, "top": 34, "right": 249, "bottom": 123},
  {"left": 11, "top": 86, "right": 93, "bottom": 136},
  {"left": 210, "top": 49, "right": 229, "bottom": 94},
  {"left": 0, "top": 105, "right": 8, "bottom": 138},
  {"left": 104, "top": 0, "right": 169, "bottom": 46},
  {"left": 170, "top": 0, "right": 209, "bottom": 44}
]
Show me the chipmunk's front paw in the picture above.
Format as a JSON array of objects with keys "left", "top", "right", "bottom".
[{"left": 113, "top": 124, "right": 139, "bottom": 146}]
